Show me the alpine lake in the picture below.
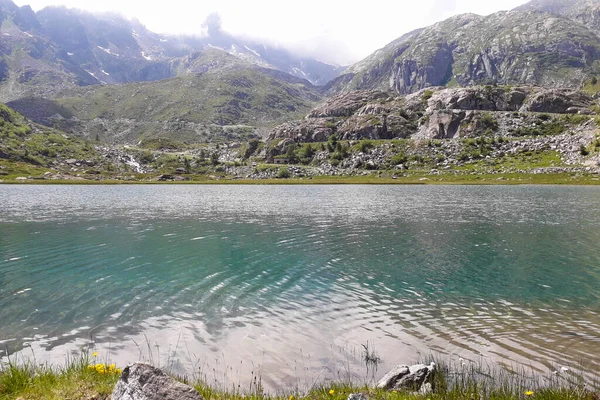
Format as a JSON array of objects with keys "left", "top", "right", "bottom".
[{"left": 1, "top": 185, "right": 599, "bottom": 391}]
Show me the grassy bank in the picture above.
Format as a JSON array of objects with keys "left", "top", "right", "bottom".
[
  {"left": 2, "top": 172, "right": 600, "bottom": 185},
  {"left": 1, "top": 354, "right": 598, "bottom": 400}
]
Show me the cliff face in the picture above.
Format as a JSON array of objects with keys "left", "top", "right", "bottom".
[{"left": 328, "top": 10, "right": 600, "bottom": 95}]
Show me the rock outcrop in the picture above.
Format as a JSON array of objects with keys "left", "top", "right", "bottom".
[
  {"left": 268, "top": 86, "right": 597, "bottom": 144},
  {"left": 112, "top": 363, "right": 203, "bottom": 400}
]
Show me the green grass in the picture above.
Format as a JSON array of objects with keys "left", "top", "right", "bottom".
[
  {"left": 1, "top": 354, "right": 598, "bottom": 400},
  {"left": 0, "top": 353, "right": 119, "bottom": 400},
  {"left": 3, "top": 171, "right": 600, "bottom": 186},
  {"left": 457, "top": 149, "right": 564, "bottom": 171}
]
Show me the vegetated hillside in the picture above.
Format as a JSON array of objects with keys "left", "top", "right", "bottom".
[
  {"left": 327, "top": 9, "right": 600, "bottom": 95},
  {"left": 7, "top": 49, "right": 323, "bottom": 144},
  {"left": 0, "top": 102, "right": 106, "bottom": 171}
]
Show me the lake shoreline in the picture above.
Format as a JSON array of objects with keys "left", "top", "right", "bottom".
[
  {"left": 2, "top": 172, "right": 600, "bottom": 185},
  {"left": 1, "top": 354, "right": 598, "bottom": 400}
]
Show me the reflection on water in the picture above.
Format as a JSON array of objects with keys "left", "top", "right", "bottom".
[{"left": 1, "top": 185, "right": 600, "bottom": 390}]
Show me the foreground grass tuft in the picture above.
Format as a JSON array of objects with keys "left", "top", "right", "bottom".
[
  {"left": 1, "top": 355, "right": 598, "bottom": 400},
  {"left": 0, "top": 354, "right": 119, "bottom": 400}
]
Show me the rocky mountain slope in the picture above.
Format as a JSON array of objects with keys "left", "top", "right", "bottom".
[
  {"left": 0, "top": 0, "right": 342, "bottom": 102},
  {"left": 517, "top": 0, "right": 600, "bottom": 37},
  {"left": 327, "top": 6, "right": 600, "bottom": 95}
]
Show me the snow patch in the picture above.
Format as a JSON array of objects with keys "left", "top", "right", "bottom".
[
  {"left": 97, "top": 46, "right": 119, "bottom": 56},
  {"left": 160, "top": 38, "right": 168, "bottom": 42},
  {"left": 67, "top": 52, "right": 74, "bottom": 56},
  {"left": 291, "top": 67, "right": 307, "bottom": 77},
  {"left": 101, "top": 70, "right": 110, "bottom": 76},
  {"left": 141, "top": 51, "right": 152, "bottom": 61},
  {"left": 244, "top": 45, "right": 261, "bottom": 58},
  {"left": 84, "top": 70, "right": 107, "bottom": 85},
  {"left": 24, "top": 32, "right": 33, "bottom": 38}
]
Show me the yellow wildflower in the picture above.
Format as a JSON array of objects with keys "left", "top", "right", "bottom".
[
  {"left": 329, "top": 390, "right": 335, "bottom": 395},
  {"left": 87, "top": 365, "right": 95, "bottom": 370},
  {"left": 92, "top": 352, "right": 98, "bottom": 357},
  {"left": 289, "top": 396, "right": 294, "bottom": 400},
  {"left": 525, "top": 391, "right": 534, "bottom": 396},
  {"left": 116, "top": 368, "right": 122, "bottom": 375}
]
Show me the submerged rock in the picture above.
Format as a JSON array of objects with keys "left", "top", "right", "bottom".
[
  {"left": 112, "top": 363, "right": 203, "bottom": 400},
  {"left": 376, "top": 362, "right": 436, "bottom": 393}
]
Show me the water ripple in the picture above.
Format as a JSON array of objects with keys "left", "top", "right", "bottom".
[{"left": 1, "top": 185, "right": 600, "bottom": 390}]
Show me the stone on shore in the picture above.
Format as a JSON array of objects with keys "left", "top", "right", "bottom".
[
  {"left": 112, "top": 363, "right": 203, "bottom": 400},
  {"left": 376, "top": 362, "right": 436, "bottom": 394}
]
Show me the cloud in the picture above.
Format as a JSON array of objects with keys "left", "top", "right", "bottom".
[{"left": 13, "top": 0, "right": 530, "bottom": 65}]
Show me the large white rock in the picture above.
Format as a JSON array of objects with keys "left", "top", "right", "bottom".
[
  {"left": 112, "top": 363, "right": 203, "bottom": 400},
  {"left": 376, "top": 362, "right": 436, "bottom": 393}
]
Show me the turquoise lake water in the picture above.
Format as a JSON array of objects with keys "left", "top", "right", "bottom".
[{"left": 0, "top": 185, "right": 599, "bottom": 390}]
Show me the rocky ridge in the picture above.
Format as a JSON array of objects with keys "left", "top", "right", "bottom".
[{"left": 327, "top": 8, "right": 600, "bottom": 95}]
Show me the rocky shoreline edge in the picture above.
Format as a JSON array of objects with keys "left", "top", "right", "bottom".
[{"left": 111, "top": 362, "right": 437, "bottom": 400}]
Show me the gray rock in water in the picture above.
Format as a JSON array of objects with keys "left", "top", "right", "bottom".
[
  {"left": 111, "top": 363, "right": 203, "bottom": 400},
  {"left": 376, "top": 362, "right": 436, "bottom": 393}
]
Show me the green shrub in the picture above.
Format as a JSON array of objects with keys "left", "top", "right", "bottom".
[
  {"left": 422, "top": 89, "right": 434, "bottom": 104},
  {"left": 277, "top": 166, "right": 290, "bottom": 178},
  {"left": 356, "top": 140, "right": 375, "bottom": 153},
  {"left": 390, "top": 152, "right": 408, "bottom": 165},
  {"left": 580, "top": 144, "right": 590, "bottom": 156},
  {"left": 479, "top": 113, "right": 499, "bottom": 132}
]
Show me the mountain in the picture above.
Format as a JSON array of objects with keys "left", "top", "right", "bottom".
[
  {"left": 327, "top": 7, "right": 600, "bottom": 95},
  {"left": 0, "top": 1, "right": 327, "bottom": 143},
  {"left": 516, "top": 0, "right": 600, "bottom": 37},
  {"left": 7, "top": 49, "right": 323, "bottom": 144},
  {"left": 0, "top": 0, "right": 342, "bottom": 102},
  {"left": 516, "top": 0, "right": 599, "bottom": 16}
]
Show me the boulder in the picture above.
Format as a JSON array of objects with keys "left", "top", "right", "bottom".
[
  {"left": 308, "top": 91, "right": 387, "bottom": 118},
  {"left": 523, "top": 89, "right": 593, "bottom": 113},
  {"left": 376, "top": 362, "right": 436, "bottom": 393},
  {"left": 419, "top": 110, "right": 466, "bottom": 139},
  {"left": 347, "top": 394, "right": 368, "bottom": 400},
  {"left": 112, "top": 363, "right": 203, "bottom": 400}
]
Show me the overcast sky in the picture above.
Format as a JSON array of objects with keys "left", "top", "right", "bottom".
[{"left": 13, "top": 0, "right": 528, "bottom": 65}]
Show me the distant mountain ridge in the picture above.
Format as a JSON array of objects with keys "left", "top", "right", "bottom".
[{"left": 0, "top": 0, "right": 342, "bottom": 103}]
